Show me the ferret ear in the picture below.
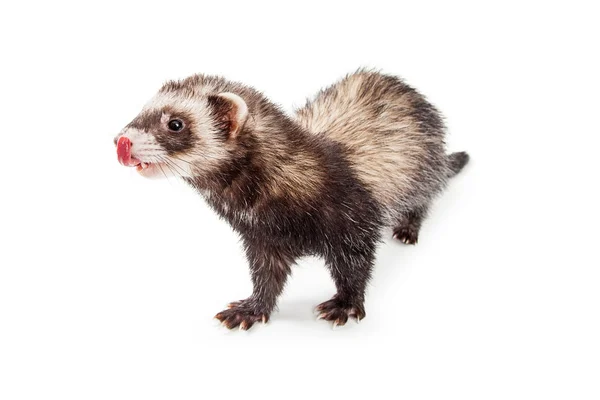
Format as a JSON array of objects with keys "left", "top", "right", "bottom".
[{"left": 208, "top": 92, "right": 249, "bottom": 138}]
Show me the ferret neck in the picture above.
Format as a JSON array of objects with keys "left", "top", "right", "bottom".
[{"left": 190, "top": 115, "right": 326, "bottom": 211}]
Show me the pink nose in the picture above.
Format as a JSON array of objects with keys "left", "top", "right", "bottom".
[{"left": 116, "top": 136, "right": 134, "bottom": 166}]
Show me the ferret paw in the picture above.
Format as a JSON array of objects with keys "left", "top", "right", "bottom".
[
  {"left": 215, "top": 301, "right": 269, "bottom": 330},
  {"left": 392, "top": 226, "right": 419, "bottom": 245},
  {"left": 315, "top": 297, "right": 366, "bottom": 328}
]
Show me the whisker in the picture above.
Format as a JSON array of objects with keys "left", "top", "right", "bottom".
[
  {"left": 184, "top": 151, "right": 225, "bottom": 161},
  {"left": 161, "top": 161, "right": 179, "bottom": 179},
  {"left": 170, "top": 161, "right": 188, "bottom": 177},
  {"left": 155, "top": 161, "right": 171, "bottom": 184},
  {"left": 134, "top": 146, "right": 164, "bottom": 152},
  {"left": 161, "top": 157, "right": 187, "bottom": 178},
  {"left": 135, "top": 152, "right": 168, "bottom": 160},
  {"left": 169, "top": 155, "right": 195, "bottom": 166}
]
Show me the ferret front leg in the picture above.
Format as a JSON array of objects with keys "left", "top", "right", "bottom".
[
  {"left": 316, "top": 245, "right": 376, "bottom": 327},
  {"left": 214, "top": 242, "right": 293, "bottom": 330}
]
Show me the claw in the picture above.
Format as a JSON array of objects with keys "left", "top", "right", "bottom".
[
  {"left": 262, "top": 315, "right": 267, "bottom": 324},
  {"left": 334, "top": 319, "right": 346, "bottom": 329}
]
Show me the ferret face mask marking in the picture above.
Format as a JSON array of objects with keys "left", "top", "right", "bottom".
[
  {"left": 114, "top": 91, "right": 248, "bottom": 179},
  {"left": 114, "top": 109, "right": 197, "bottom": 178}
]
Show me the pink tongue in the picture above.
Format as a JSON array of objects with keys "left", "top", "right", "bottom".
[{"left": 117, "top": 136, "right": 139, "bottom": 167}]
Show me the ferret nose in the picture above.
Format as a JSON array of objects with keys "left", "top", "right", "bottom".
[{"left": 116, "top": 136, "right": 133, "bottom": 166}]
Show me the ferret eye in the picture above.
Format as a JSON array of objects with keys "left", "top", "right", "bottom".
[{"left": 167, "top": 119, "right": 184, "bottom": 132}]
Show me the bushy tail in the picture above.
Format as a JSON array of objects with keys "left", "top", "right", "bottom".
[{"left": 447, "top": 151, "right": 470, "bottom": 177}]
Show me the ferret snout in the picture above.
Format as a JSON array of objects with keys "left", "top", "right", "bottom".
[{"left": 116, "top": 136, "right": 140, "bottom": 167}]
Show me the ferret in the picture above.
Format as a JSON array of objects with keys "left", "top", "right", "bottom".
[{"left": 114, "top": 69, "right": 469, "bottom": 330}]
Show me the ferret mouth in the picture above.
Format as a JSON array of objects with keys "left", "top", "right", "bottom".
[
  {"left": 119, "top": 153, "right": 153, "bottom": 171},
  {"left": 117, "top": 136, "right": 159, "bottom": 173},
  {"left": 129, "top": 158, "right": 165, "bottom": 176},
  {"left": 130, "top": 159, "right": 152, "bottom": 172}
]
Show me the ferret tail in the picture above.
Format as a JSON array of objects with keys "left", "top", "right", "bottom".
[{"left": 447, "top": 151, "right": 470, "bottom": 178}]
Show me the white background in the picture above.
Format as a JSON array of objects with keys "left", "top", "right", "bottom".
[{"left": 1, "top": 1, "right": 598, "bottom": 399}]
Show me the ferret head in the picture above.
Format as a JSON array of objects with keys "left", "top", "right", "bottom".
[{"left": 114, "top": 81, "right": 249, "bottom": 179}]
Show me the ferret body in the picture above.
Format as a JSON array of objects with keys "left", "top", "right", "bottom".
[{"left": 114, "top": 70, "right": 469, "bottom": 330}]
